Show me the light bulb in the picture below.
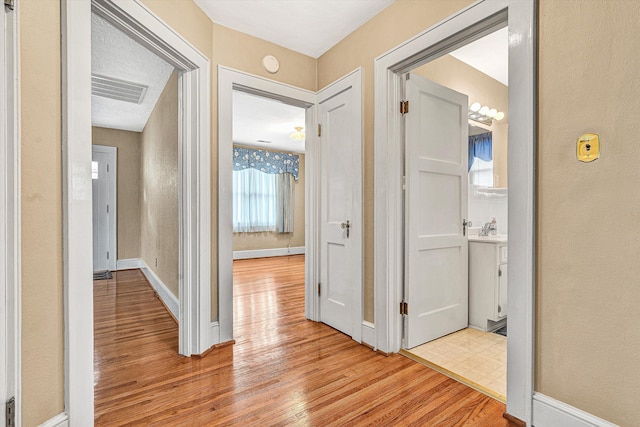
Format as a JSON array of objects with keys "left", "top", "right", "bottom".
[
  {"left": 479, "top": 106, "right": 489, "bottom": 115},
  {"left": 470, "top": 102, "right": 481, "bottom": 112},
  {"left": 494, "top": 111, "right": 505, "bottom": 120},
  {"left": 487, "top": 108, "right": 497, "bottom": 118}
]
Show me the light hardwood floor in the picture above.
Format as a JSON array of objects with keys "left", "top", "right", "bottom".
[{"left": 94, "top": 255, "right": 518, "bottom": 426}]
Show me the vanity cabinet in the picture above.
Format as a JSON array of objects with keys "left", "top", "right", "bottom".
[{"left": 469, "top": 240, "right": 508, "bottom": 332}]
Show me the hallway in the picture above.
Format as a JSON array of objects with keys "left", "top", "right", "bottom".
[{"left": 93, "top": 255, "right": 517, "bottom": 426}]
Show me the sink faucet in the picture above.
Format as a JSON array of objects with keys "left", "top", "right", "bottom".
[
  {"left": 479, "top": 222, "right": 492, "bottom": 237},
  {"left": 479, "top": 221, "right": 497, "bottom": 237}
]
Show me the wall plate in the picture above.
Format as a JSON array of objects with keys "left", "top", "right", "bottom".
[{"left": 577, "top": 133, "right": 600, "bottom": 163}]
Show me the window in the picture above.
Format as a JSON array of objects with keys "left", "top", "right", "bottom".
[
  {"left": 233, "top": 168, "right": 276, "bottom": 232},
  {"left": 469, "top": 157, "right": 493, "bottom": 187}
]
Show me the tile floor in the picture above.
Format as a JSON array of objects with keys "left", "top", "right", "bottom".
[{"left": 403, "top": 327, "right": 507, "bottom": 402}]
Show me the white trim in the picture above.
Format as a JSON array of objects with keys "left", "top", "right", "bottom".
[
  {"left": 1, "top": 2, "right": 21, "bottom": 426},
  {"left": 116, "top": 258, "right": 143, "bottom": 270},
  {"left": 139, "top": 259, "right": 179, "bottom": 320},
  {"left": 218, "top": 66, "right": 317, "bottom": 343},
  {"left": 233, "top": 246, "right": 305, "bottom": 260},
  {"left": 209, "top": 321, "right": 220, "bottom": 345},
  {"left": 92, "top": 144, "right": 117, "bottom": 271},
  {"left": 361, "top": 321, "right": 376, "bottom": 349},
  {"left": 38, "top": 412, "right": 69, "bottom": 427},
  {"left": 532, "top": 393, "right": 618, "bottom": 427},
  {"left": 63, "top": 0, "right": 211, "bottom": 424},
  {"left": 373, "top": 0, "right": 536, "bottom": 423}
]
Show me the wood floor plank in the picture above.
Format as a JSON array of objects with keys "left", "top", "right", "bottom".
[{"left": 94, "top": 255, "right": 518, "bottom": 426}]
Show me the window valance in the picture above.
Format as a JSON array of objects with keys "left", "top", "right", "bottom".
[
  {"left": 468, "top": 132, "right": 492, "bottom": 171},
  {"left": 233, "top": 146, "right": 300, "bottom": 180}
]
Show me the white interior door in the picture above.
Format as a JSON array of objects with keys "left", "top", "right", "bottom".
[
  {"left": 404, "top": 73, "right": 469, "bottom": 349},
  {"left": 317, "top": 70, "right": 362, "bottom": 341},
  {"left": 92, "top": 145, "right": 117, "bottom": 272}
]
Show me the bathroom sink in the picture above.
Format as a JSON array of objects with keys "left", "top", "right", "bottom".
[{"left": 468, "top": 234, "right": 508, "bottom": 243}]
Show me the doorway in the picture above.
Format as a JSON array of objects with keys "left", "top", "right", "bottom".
[
  {"left": 400, "top": 30, "right": 510, "bottom": 399},
  {"left": 373, "top": 1, "right": 535, "bottom": 423},
  {"left": 63, "top": 0, "right": 211, "bottom": 424},
  {"left": 218, "top": 67, "right": 363, "bottom": 345}
]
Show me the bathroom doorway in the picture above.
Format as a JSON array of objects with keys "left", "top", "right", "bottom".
[{"left": 399, "top": 26, "right": 510, "bottom": 402}]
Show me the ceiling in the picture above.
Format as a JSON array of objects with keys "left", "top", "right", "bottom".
[
  {"left": 450, "top": 27, "right": 508, "bottom": 86},
  {"left": 92, "top": 4, "right": 507, "bottom": 148},
  {"left": 233, "top": 91, "right": 306, "bottom": 153},
  {"left": 91, "top": 13, "right": 175, "bottom": 132},
  {"left": 194, "top": 0, "right": 396, "bottom": 58}
]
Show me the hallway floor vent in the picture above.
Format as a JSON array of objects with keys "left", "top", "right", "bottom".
[{"left": 91, "top": 74, "right": 148, "bottom": 104}]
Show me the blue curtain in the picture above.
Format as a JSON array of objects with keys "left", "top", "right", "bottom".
[
  {"left": 233, "top": 146, "right": 299, "bottom": 180},
  {"left": 468, "top": 132, "right": 492, "bottom": 171}
]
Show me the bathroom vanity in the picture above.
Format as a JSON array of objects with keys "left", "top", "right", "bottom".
[{"left": 468, "top": 235, "right": 508, "bottom": 332}]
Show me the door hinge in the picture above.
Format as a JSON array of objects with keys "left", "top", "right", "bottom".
[
  {"left": 106, "top": 204, "right": 109, "bottom": 213},
  {"left": 400, "top": 100, "right": 409, "bottom": 115},
  {"left": 498, "top": 267, "right": 502, "bottom": 277},
  {"left": 317, "top": 124, "right": 322, "bottom": 137},
  {"left": 498, "top": 304, "right": 502, "bottom": 314},
  {"left": 107, "top": 163, "right": 109, "bottom": 173},
  {"left": 4, "top": 0, "right": 15, "bottom": 11},
  {"left": 318, "top": 282, "right": 321, "bottom": 296},
  {"left": 402, "top": 175, "right": 406, "bottom": 191},
  {"left": 6, "top": 397, "right": 15, "bottom": 426},
  {"left": 400, "top": 301, "right": 408, "bottom": 315},
  {"left": 107, "top": 251, "right": 109, "bottom": 260}
]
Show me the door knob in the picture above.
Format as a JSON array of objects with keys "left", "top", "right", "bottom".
[
  {"left": 462, "top": 219, "right": 472, "bottom": 236},
  {"left": 341, "top": 220, "right": 351, "bottom": 238}
]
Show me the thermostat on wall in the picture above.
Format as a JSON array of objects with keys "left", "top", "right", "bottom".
[{"left": 262, "top": 55, "right": 280, "bottom": 74}]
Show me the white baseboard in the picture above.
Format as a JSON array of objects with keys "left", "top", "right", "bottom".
[
  {"left": 233, "top": 246, "right": 305, "bottom": 260},
  {"left": 39, "top": 412, "right": 69, "bottom": 427},
  {"left": 532, "top": 393, "right": 618, "bottom": 427},
  {"left": 138, "top": 260, "right": 179, "bottom": 321},
  {"left": 116, "top": 258, "right": 143, "bottom": 270},
  {"left": 361, "top": 321, "right": 375, "bottom": 348}
]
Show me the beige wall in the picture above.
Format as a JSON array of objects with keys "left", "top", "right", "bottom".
[
  {"left": 141, "top": 0, "right": 317, "bottom": 321},
  {"left": 232, "top": 152, "right": 305, "bottom": 251},
  {"left": 537, "top": 1, "right": 640, "bottom": 424},
  {"left": 92, "top": 127, "right": 142, "bottom": 259},
  {"left": 413, "top": 55, "right": 508, "bottom": 187},
  {"left": 140, "top": 72, "right": 180, "bottom": 297},
  {"left": 20, "top": 0, "right": 65, "bottom": 425},
  {"left": 318, "top": 0, "right": 475, "bottom": 322}
]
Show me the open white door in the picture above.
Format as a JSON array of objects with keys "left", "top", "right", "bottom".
[
  {"left": 317, "top": 70, "right": 362, "bottom": 341},
  {"left": 92, "top": 145, "right": 116, "bottom": 272},
  {"left": 404, "top": 73, "right": 469, "bottom": 349}
]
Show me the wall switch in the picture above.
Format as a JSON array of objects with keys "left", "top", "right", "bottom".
[{"left": 577, "top": 133, "right": 600, "bottom": 163}]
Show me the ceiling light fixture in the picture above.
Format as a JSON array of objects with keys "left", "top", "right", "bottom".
[
  {"left": 290, "top": 126, "right": 305, "bottom": 141},
  {"left": 468, "top": 102, "right": 505, "bottom": 125}
]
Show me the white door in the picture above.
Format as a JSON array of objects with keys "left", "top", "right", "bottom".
[
  {"left": 317, "top": 71, "right": 362, "bottom": 340},
  {"left": 92, "top": 145, "right": 117, "bottom": 272},
  {"left": 404, "top": 73, "right": 469, "bottom": 349}
]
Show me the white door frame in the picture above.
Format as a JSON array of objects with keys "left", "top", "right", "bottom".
[
  {"left": 218, "top": 67, "right": 318, "bottom": 343},
  {"left": 92, "top": 144, "right": 117, "bottom": 272},
  {"left": 374, "top": 0, "right": 535, "bottom": 423},
  {"left": 219, "top": 68, "right": 364, "bottom": 343},
  {"left": 1, "top": 1, "right": 20, "bottom": 425},
  {"left": 63, "top": 0, "right": 211, "bottom": 424}
]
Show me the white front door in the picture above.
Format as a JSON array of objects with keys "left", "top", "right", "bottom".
[
  {"left": 92, "top": 145, "right": 117, "bottom": 272},
  {"left": 317, "top": 71, "right": 362, "bottom": 341},
  {"left": 404, "top": 73, "right": 469, "bottom": 349}
]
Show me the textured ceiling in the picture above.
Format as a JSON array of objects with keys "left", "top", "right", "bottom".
[
  {"left": 91, "top": 13, "right": 175, "bottom": 132},
  {"left": 194, "top": 0, "right": 396, "bottom": 58},
  {"left": 233, "top": 91, "right": 306, "bottom": 153}
]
